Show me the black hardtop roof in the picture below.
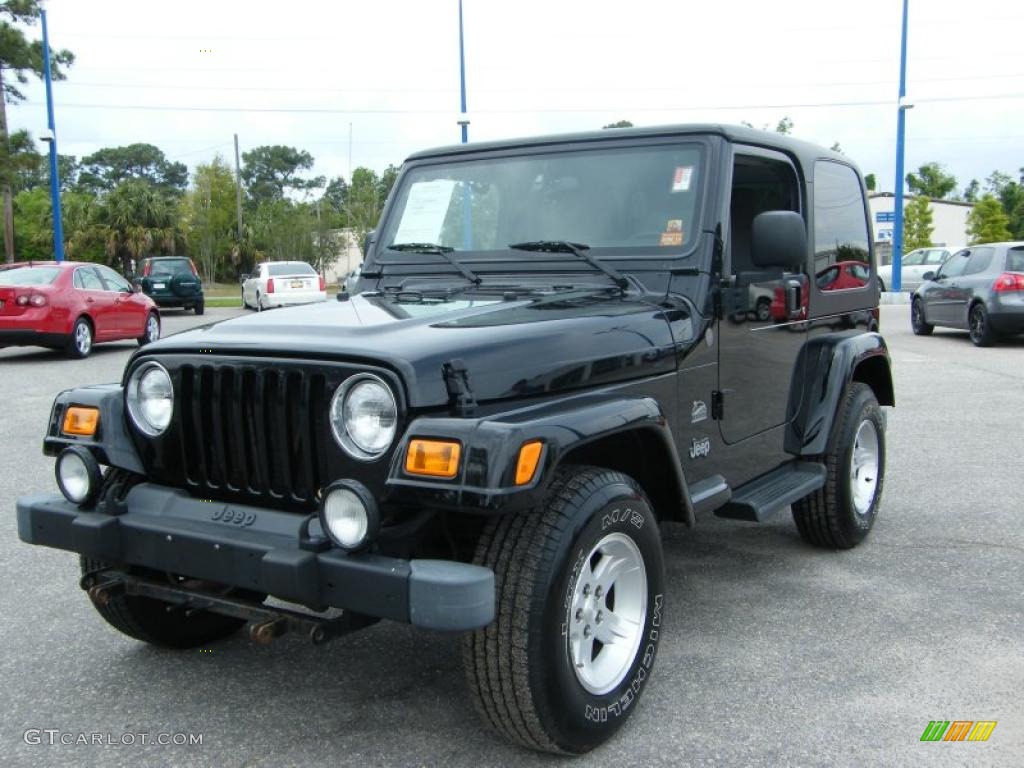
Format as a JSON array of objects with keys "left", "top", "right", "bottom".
[{"left": 405, "top": 123, "right": 848, "bottom": 169}]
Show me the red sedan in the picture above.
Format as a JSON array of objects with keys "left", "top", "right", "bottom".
[{"left": 0, "top": 261, "right": 160, "bottom": 358}]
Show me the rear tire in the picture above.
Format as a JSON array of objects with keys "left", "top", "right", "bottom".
[
  {"left": 256, "top": 292, "right": 264, "bottom": 312},
  {"left": 194, "top": 298, "right": 205, "bottom": 316},
  {"left": 65, "top": 317, "right": 93, "bottom": 359},
  {"left": 80, "top": 558, "right": 246, "bottom": 648},
  {"left": 968, "top": 303, "right": 996, "bottom": 347},
  {"left": 463, "top": 465, "right": 664, "bottom": 754},
  {"left": 792, "top": 383, "right": 885, "bottom": 549},
  {"left": 137, "top": 312, "right": 160, "bottom": 346},
  {"left": 911, "top": 298, "right": 933, "bottom": 335}
]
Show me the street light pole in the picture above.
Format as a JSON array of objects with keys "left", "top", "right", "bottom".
[
  {"left": 891, "top": 0, "right": 910, "bottom": 292},
  {"left": 40, "top": 7, "right": 65, "bottom": 262}
]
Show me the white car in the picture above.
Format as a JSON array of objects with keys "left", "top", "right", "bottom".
[
  {"left": 242, "top": 261, "right": 326, "bottom": 311},
  {"left": 877, "top": 246, "right": 957, "bottom": 293}
]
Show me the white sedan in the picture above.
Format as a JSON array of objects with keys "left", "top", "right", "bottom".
[
  {"left": 877, "top": 247, "right": 957, "bottom": 293},
  {"left": 242, "top": 261, "right": 327, "bottom": 311}
]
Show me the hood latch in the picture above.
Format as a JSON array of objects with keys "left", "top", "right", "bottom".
[{"left": 443, "top": 358, "right": 477, "bottom": 417}]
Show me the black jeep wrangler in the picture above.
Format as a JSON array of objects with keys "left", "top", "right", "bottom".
[{"left": 17, "top": 125, "right": 893, "bottom": 755}]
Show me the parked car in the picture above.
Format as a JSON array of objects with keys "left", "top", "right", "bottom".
[
  {"left": 816, "top": 260, "right": 871, "bottom": 291},
  {"left": 877, "top": 246, "right": 955, "bottom": 293},
  {"left": 133, "top": 256, "right": 204, "bottom": 314},
  {"left": 242, "top": 261, "right": 326, "bottom": 311},
  {"left": 0, "top": 261, "right": 160, "bottom": 358},
  {"left": 17, "top": 125, "right": 893, "bottom": 754},
  {"left": 911, "top": 242, "right": 1024, "bottom": 346}
]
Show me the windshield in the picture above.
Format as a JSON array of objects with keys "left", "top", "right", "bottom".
[
  {"left": 267, "top": 262, "right": 316, "bottom": 276},
  {"left": 0, "top": 266, "right": 60, "bottom": 286},
  {"left": 380, "top": 144, "right": 704, "bottom": 257}
]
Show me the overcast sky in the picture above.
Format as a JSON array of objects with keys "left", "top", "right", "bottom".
[{"left": 8, "top": 0, "right": 1023, "bottom": 195}]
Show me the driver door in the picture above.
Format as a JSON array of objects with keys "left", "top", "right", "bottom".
[{"left": 922, "top": 249, "right": 968, "bottom": 324}]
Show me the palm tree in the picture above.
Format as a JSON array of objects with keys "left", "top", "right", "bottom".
[{"left": 93, "top": 180, "right": 180, "bottom": 273}]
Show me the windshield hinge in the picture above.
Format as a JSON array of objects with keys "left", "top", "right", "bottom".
[
  {"left": 711, "top": 390, "right": 724, "bottom": 420},
  {"left": 443, "top": 359, "right": 477, "bottom": 417}
]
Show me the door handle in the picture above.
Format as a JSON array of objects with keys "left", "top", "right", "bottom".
[{"left": 86, "top": 297, "right": 94, "bottom": 303}]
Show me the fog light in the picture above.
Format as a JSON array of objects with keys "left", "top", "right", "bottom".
[
  {"left": 319, "top": 480, "right": 379, "bottom": 551},
  {"left": 55, "top": 447, "right": 102, "bottom": 506}
]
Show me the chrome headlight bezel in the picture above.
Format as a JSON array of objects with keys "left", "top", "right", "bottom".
[
  {"left": 126, "top": 361, "right": 174, "bottom": 437},
  {"left": 329, "top": 373, "right": 398, "bottom": 460}
]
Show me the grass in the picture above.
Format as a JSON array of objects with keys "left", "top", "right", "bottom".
[{"left": 201, "top": 282, "right": 340, "bottom": 308}]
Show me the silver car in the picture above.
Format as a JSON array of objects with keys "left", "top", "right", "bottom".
[{"left": 877, "top": 246, "right": 956, "bottom": 293}]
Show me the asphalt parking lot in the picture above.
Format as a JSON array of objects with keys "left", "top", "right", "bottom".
[{"left": 1, "top": 305, "right": 1021, "bottom": 767}]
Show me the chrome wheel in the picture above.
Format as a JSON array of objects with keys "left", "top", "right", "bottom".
[
  {"left": 145, "top": 314, "right": 160, "bottom": 343},
  {"left": 567, "top": 532, "right": 647, "bottom": 695},
  {"left": 75, "top": 321, "right": 92, "bottom": 356},
  {"left": 850, "top": 420, "right": 880, "bottom": 516}
]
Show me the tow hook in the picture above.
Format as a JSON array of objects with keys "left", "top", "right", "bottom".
[
  {"left": 87, "top": 581, "right": 124, "bottom": 606},
  {"left": 250, "top": 618, "right": 287, "bottom": 645}
]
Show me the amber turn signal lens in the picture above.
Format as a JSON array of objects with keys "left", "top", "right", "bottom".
[
  {"left": 515, "top": 441, "right": 543, "bottom": 486},
  {"left": 405, "top": 439, "right": 461, "bottom": 478},
  {"left": 62, "top": 406, "right": 100, "bottom": 437}
]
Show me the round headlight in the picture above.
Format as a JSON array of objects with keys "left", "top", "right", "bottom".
[
  {"left": 55, "top": 446, "right": 102, "bottom": 506},
  {"left": 126, "top": 362, "right": 173, "bottom": 436},
  {"left": 330, "top": 375, "right": 398, "bottom": 459},
  {"left": 320, "top": 481, "right": 379, "bottom": 550}
]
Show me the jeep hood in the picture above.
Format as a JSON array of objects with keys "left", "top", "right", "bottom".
[{"left": 142, "top": 290, "right": 688, "bottom": 408}]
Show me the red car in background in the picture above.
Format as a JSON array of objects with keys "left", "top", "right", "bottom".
[{"left": 0, "top": 261, "right": 160, "bottom": 358}]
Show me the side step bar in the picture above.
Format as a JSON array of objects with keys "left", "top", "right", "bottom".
[{"left": 714, "top": 461, "right": 826, "bottom": 522}]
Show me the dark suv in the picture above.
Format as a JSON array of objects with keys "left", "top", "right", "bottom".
[
  {"left": 17, "top": 125, "right": 893, "bottom": 755},
  {"left": 133, "top": 256, "right": 205, "bottom": 314}
]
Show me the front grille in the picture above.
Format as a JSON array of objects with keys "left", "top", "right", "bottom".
[{"left": 178, "top": 363, "right": 328, "bottom": 506}]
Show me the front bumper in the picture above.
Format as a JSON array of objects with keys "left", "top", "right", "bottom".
[{"left": 17, "top": 484, "right": 494, "bottom": 631}]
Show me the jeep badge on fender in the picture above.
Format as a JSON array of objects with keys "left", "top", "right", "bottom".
[{"left": 16, "top": 124, "right": 893, "bottom": 755}]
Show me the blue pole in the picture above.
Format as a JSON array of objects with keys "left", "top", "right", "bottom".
[
  {"left": 458, "top": 0, "right": 468, "bottom": 144},
  {"left": 41, "top": 9, "right": 65, "bottom": 262},
  {"left": 891, "top": 0, "right": 909, "bottom": 292}
]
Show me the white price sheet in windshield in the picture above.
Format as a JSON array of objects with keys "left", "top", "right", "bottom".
[{"left": 393, "top": 180, "right": 457, "bottom": 245}]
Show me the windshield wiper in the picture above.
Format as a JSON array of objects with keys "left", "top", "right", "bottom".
[
  {"left": 385, "top": 242, "right": 481, "bottom": 285},
  {"left": 507, "top": 241, "right": 629, "bottom": 290}
]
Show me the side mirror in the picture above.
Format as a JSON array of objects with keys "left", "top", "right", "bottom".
[
  {"left": 922, "top": 270, "right": 936, "bottom": 281},
  {"left": 751, "top": 211, "right": 807, "bottom": 270},
  {"left": 362, "top": 230, "right": 375, "bottom": 257}
]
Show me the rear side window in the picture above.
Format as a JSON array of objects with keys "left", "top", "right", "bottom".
[
  {"left": 813, "top": 161, "right": 871, "bottom": 291},
  {"left": 1005, "top": 248, "right": 1024, "bottom": 272},
  {"left": 267, "top": 262, "right": 316, "bottom": 276},
  {"left": 925, "top": 249, "right": 949, "bottom": 265},
  {"left": 0, "top": 266, "right": 60, "bottom": 285},
  {"left": 963, "top": 247, "right": 995, "bottom": 276}
]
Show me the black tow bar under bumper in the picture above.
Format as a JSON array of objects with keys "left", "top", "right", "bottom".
[{"left": 17, "top": 485, "right": 494, "bottom": 632}]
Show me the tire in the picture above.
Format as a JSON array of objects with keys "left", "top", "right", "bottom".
[
  {"left": 463, "top": 465, "right": 665, "bottom": 754},
  {"left": 194, "top": 298, "right": 205, "bottom": 316},
  {"left": 911, "top": 298, "right": 933, "bottom": 336},
  {"left": 241, "top": 289, "right": 248, "bottom": 309},
  {"left": 755, "top": 298, "right": 771, "bottom": 322},
  {"left": 878, "top": 279, "right": 886, "bottom": 293},
  {"left": 65, "top": 317, "right": 93, "bottom": 359},
  {"left": 256, "top": 292, "right": 263, "bottom": 312},
  {"left": 80, "top": 557, "right": 247, "bottom": 648},
  {"left": 792, "top": 383, "right": 885, "bottom": 549},
  {"left": 968, "top": 303, "right": 996, "bottom": 347},
  {"left": 137, "top": 312, "right": 161, "bottom": 346}
]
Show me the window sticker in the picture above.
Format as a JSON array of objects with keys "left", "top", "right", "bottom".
[
  {"left": 666, "top": 219, "right": 683, "bottom": 232},
  {"left": 671, "top": 166, "right": 693, "bottom": 192},
  {"left": 659, "top": 231, "right": 683, "bottom": 247},
  {"left": 393, "top": 180, "right": 457, "bottom": 244}
]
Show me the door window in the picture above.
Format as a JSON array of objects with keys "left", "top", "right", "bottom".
[
  {"left": 813, "top": 161, "right": 871, "bottom": 291},
  {"left": 74, "top": 268, "right": 104, "bottom": 290},
  {"left": 96, "top": 265, "right": 132, "bottom": 292},
  {"left": 938, "top": 251, "right": 969, "bottom": 278},
  {"left": 902, "top": 250, "right": 925, "bottom": 267},
  {"left": 962, "top": 247, "right": 994, "bottom": 276}
]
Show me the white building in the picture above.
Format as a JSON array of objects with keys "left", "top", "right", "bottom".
[
  {"left": 321, "top": 228, "right": 364, "bottom": 285},
  {"left": 868, "top": 193, "right": 971, "bottom": 265}
]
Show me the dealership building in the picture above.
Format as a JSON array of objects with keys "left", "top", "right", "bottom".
[{"left": 868, "top": 193, "right": 971, "bottom": 265}]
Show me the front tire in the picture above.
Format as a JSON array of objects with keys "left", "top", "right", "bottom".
[
  {"left": 463, "top": 466, "right": 665, "bottom": 754},
  {"left": 793, "top": 383, "right": 885, "bottom": 549},
  {"left": 968, "top": 303, "right": 996, "bottom": 347},
  {"left": 911, "top": 298, "right": 933, "bottom": 335},
  {"left": 80, "top": 558, "right": 247, "bottom": 648}
]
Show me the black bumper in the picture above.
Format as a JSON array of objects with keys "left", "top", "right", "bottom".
[
  {"left": 0, "top": 329, "right": 67, "bottom": 348},
  {"left": 17, "top": 484, "right": 494, "bottom": 631}
]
